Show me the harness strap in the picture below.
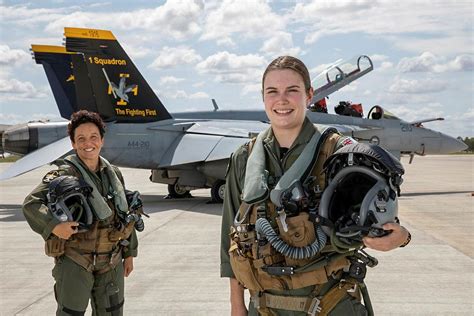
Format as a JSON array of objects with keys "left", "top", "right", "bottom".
[
  {"left": 63, "top": 247, "right": 122, "bottom": 274},
  {"left": 256, "top": 278, "right": 358, "bottom": 316},
  {"left": 317, "top": 278, "right": 358, "bottom": 315}
]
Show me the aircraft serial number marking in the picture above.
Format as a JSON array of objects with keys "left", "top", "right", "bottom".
[
  {"left": 88, "top": 56, "right": 126, "bottom": 66},
  {"left": 128, "top": 141, "right": 150, "bottom": 149},
  {"left": 87, "top": 30, "right": 100, "bottom": 38}
]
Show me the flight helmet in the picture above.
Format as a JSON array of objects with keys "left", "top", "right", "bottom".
[
  {"left": 318, "top": 143, "right": 404, "bottom": 248},
  {"left": 47, "top": 175, "right": 94, "bottom": 233}
]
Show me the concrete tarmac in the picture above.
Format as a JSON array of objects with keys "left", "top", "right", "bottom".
[{"left": 0, "top": 155, "right": 472, "bottom": 315}]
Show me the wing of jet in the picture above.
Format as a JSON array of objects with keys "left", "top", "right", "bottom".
[
  {"left": 1, "top": 27, "right": 467, "bottom": 202},
  {"left": 0, "top": 136, "right": 72, "bottom": 181}
]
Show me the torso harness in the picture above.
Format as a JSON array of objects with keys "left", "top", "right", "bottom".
[
  {"left": 45, "top": 155, "right": 136, "bottom": 274},
  {"left": 229, "top": 127, "right": 376, "bottom": 316}
]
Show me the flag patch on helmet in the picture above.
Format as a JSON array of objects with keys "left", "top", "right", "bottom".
[{"left": 341, "top": 137, "right": 356, "bottom": 146}]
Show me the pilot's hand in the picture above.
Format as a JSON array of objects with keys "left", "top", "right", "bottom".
[
  {"left": 230, "top": 278, "right": 248, "bottom": 316},
  {"left": 52, "top": 221, "right": 79, "bottom": 240},
  {"left": 123, "top": 256, "right": 134, "bottom": 277},
  {"left": 363, "top": 223, "right": 409, "bottom": 252}
]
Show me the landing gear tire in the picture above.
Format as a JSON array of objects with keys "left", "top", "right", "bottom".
[
  {"left": 167, "top": 183, "right": 191, "bottom": 198},
  {"left": 211, "top": 180, "right": 226, "bottom": 203}
]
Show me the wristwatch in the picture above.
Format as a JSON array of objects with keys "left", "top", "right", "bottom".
[{"left": 399, "top": 230, "right": 411, "bottom": 248}]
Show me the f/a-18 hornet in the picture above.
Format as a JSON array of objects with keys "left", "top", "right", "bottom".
[{"left": 1, "top": 27, "right": 466, "bottom": 202}]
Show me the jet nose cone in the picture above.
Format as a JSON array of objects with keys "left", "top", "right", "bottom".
[{"left": 442, "top": 136, "right": 468, "bottom": 153}]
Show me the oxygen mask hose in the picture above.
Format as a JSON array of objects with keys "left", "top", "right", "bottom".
[{"left": 255, "top": 217, "right": 327, "bottom": 260}]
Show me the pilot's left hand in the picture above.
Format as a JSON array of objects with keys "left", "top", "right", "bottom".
[
  {"left": 363, "top": 223, "right": 410, "bottom": 252},
  {"left": 123, "top": 256, "right": 134, "bottom": 277}
]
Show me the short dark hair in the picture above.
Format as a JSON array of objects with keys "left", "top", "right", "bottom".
[
  {"left": 262, "top": 56, "right": 312, "bottom": 96},
  {"left": 68, "top": 110, "right": 106, "bottom": 142}
]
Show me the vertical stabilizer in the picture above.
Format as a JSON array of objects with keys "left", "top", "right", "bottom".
[
  {"left": 31, "top": 45, "right": 78, "bottom": 119},
  {"left": 64, "top": 27, "right": 172, "bottom": 123}
]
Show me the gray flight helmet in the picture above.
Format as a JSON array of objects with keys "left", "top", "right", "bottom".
[
  {"left": 47, "top": 175, "right": 94, "bottom": 233},
  {"left": 318, "top": 143, "right": 404, "bottom": 247}
]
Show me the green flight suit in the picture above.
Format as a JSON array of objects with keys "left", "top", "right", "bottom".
[
  {"left": 23, "top": 155, "right": 138, "bottom": 316},
  {"left": 220, "top": 117, "right": 367, "bottom": 315}
]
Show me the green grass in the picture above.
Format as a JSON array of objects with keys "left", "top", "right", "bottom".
[{"left": 0, "top": 155, "right": 21, "bottom": 163}]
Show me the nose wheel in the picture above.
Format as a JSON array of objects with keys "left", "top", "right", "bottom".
[{"left": 211, "top": 180, "right": 226, "bottom": 203}]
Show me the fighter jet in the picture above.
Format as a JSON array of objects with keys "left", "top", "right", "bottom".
[{"left": 0, "top": 28, "right": 467, "bottom": 202}]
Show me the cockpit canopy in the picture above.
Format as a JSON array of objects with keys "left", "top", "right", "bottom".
[
  {"left": 367, "top": 105, "right": 400, "bottom": 120},
  {"left": 311, "top": 55, "right": 373, "bottom": 104}
]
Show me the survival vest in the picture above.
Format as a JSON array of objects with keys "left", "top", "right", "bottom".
[
  {"left": 44, "top": 155, "right": 135, "bottom": 274},
  {"left": 229, "top": 125, "right": 347, "bottom": 292}
]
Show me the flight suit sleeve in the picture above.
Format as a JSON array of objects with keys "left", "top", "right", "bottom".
[
  {"left": 113, "top": 165, "right": 139, "bottom": 258},
  {"left": 22, "top": 169, "right": 67, "bottom": 240},
  {"left": 220, "top": 145, "right": 247, "bottom": 278},
  {"left": 123, "top": 229, "right": 138, "bottom": 258}
]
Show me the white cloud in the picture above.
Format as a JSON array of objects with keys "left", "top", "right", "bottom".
[
  {"left": 0, "top": 45, "right": 30, "bottom": 66},
  {"left": 398, "top": 52, "right": 473, "bottom": 73},
  {"left": 44, "top": 0, "right": 204, "bottom": 39},
  {"left": 388, "top": 77, "right": 448, "bottom": 94},
  {"left": 201, "top": 0, "right": 285, "bottom": 41},
  {"left": 216, "top": 37, "right": 236, "bottom": 48},
  {"left": 291, "top": 1, "right": 472, "bottom": 55},
  {"left": 0, "top": 5, "right": 66, "bottom": 25},
  {"left": 259, "top": 32, "right": 301, "bottom": 57},
  {"left": 370, "top": 54, "right": 389, "bottom": 62},
  {"left": 159, "top": 76, "right": 185, "bottom": 85},
  {"left": 121, "top": 44, "right": 152, "bottom": 59},
  {"left": 379, "top": 61, "right": 393, "bottom": 71},
  {"left": 0, "top": 78, "right": 48, "bottom": 100},
  {"left": 149, "top": 46, "right": 202, "bottom": 69},
  {"left": 196, "top": 51, "right": 266, "bottom": 83},
  {"left": 160, "top": 89, "right": 208, "bottom": 100},
  {"left": 192, "top": 81, "right": 205, "bottom": 88},
  {"left": 189, "top": 91, "right": 209, "bottom": 99},
  {"left": 241, "top": 83, "right": 261, "bottom": 96},
  {"left": 339, "top": 82, "right": 358, "bottom": 93}
]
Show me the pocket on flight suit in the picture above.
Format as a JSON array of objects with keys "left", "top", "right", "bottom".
[
  {"left": 277, "top": 213, "right": 328, "bottom": 289},
  {"left": 229, "top": 242, "right": 263, "bottom": 291},
  {"left": 92, "top": 262, "right": 125, "bottom": 316}
]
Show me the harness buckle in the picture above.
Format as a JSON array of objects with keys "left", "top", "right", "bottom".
[
  {"left": 307, "top": 297, "right": 322, "bottom": 316},
  {"left": 339, "top": 279, "right": 358, "bottom": 293},
  {"left": 251, "top": 294, "right": 261, "bottom": 309}
]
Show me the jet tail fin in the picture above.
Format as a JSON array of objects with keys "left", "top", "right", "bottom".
[
  {"left": 31, "top": 45, "right": 78, "bottom": 119},
  {"left": 64, "top": 27, "right": 172, "bottom": 123}
]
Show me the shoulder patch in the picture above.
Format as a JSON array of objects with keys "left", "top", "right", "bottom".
[
  {"left": 42, "top": 170, "right": 61, "bottom": 184},
  {"left": 42, "top": 165, "right": 76, "bottom": 183}
]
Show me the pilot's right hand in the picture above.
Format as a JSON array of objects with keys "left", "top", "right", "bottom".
[{"left": 52, "top": 222, "right": 79, "bottom": 239}]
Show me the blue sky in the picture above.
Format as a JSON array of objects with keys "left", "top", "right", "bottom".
[{"left": 0, "top": 0, "right": 472, "bottom": 137}]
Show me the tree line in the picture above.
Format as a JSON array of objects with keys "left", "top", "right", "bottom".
[{"left": 458, "top": 137, "right": 474, "bottom": 152}]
